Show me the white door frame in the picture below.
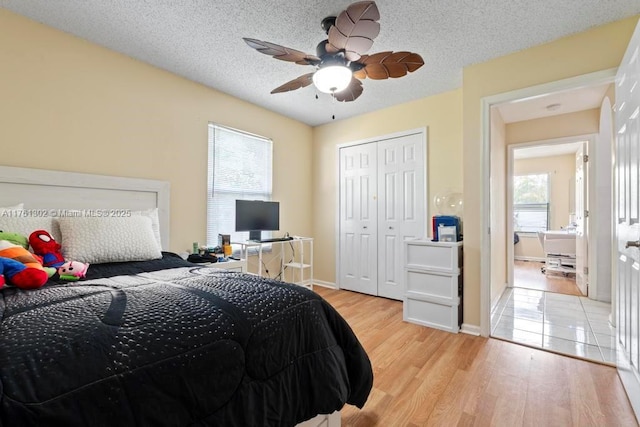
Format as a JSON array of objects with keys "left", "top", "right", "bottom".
[
  {"left": 480, "top": 68, "right": 617, "bottom": 337},
  {"left": 335, "top": 127, "right": 428, "bottom": 290},
  {"left": 506, "top": 134, "right": 596, "bottom": 290}
]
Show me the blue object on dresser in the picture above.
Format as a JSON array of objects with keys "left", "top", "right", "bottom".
[{"left": 432, "top": 215, "right": 462, "bottom": 241}]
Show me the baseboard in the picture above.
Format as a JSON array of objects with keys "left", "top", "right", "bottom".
[
  {"left": 491, "top": 283, "right": 508, "bottom": 312},
  {"left": 313, "top": 280, "right": 338, "bottom": 289},
  {"left": 461, "top": 324, "right": 481, "bottom": 336}
]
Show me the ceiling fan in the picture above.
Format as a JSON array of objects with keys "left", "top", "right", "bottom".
[{"left": 243, "top": 1, "right": 424, "bottom": 102}]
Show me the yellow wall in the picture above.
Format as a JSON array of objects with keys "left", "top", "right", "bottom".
[
  {"left": 0, "top": 9, "right": 314, "bottom": 254},
  {"left": 312, "top": 89, "right": 463, "bottom": 284},
  {"left": 462, "top": 15, "right": 639, "bottom": 327},
  {"left": 506, "top": 109, "right": 600, "bottom": 144}
]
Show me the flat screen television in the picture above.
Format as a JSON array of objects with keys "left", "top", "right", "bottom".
[{"left": 235, "top": 199, "right": 279, "bottom": 242}]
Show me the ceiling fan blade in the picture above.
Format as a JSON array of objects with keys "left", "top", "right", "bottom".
[
  {"left": 243, "top": 38, "right": 320, "bottom": 65},
  {"left": 271, "top": 73, "right": 315, "bottom": 94},
  {"left": 355, "top": 51, "right": 424, "bottom": 80},
  {"left": 334, "top": 77, "right": 364, "bottom": 102},
  {"left": 327, "top": 1, "right": 380, "bottom": 61}
]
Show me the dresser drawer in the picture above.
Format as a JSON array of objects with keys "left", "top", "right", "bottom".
[
  {"left": 406, "top": 269, "right": 462, "bottom": 301},
  {"left": 403, "top": 297, "right": 461, "bottom": 333},
  {"left": 405, "top": 241, "right": 462, "bottom": 273}
]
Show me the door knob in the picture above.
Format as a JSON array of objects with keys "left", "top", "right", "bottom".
[
  {"left": 389, "top": 226, "right": 394, "bottom": 230},
  {"left": 625, "top": 240, "right": 640, "bottom": 248},
  {"left": 363, "top": 226, "right": 368, "bottom": 229}
]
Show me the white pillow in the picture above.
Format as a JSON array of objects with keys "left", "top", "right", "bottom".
[
  {"left": 58, "top": 216, "right": 162, "bottom": 264},
  {"left": 131, "top": 208, "right": 162, "bottom": 250},
  {"left": 0, "top": 214, "right": 60, "bottom": 242},
  {"left": 52, "top": 208, "right": 163, "bottom": 251}
]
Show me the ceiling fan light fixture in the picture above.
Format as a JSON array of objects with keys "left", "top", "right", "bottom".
[{"left": 312, "top": 65, "right": 352, "bottom": 94}]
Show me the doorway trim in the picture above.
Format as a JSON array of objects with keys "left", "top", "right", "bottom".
[
  {"left": 334, "top": 127, "right": 428, "bottom": 291},
  {"left": 506, "top": 134, "right": 597, "bottom": 291},
  {"left": 480, "top": 68, "right": 617, "bottom": 337}
]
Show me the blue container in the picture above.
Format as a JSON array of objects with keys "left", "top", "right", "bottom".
[{"left": 432, "top": 215, "right": 462, "bottom": 241}]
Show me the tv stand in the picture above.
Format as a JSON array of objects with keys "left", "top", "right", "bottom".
[{"left": 234, "top": 237, "right": 313, "bottom": 289}]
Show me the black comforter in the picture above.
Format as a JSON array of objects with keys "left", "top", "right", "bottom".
[{"left": 0, "top": 253, "right": 372, "bottom": 426}]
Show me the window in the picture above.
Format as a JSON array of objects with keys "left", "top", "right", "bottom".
[
  {"left": 207, "top": 124, "right": 273, "bottom": 246},
  {"left": 513, "top": 173, "right": 549, "bottom": 233}
]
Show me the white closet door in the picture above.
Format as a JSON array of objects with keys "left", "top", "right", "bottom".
[
  {"left": 339, "top": 143, "right": 378, "bottom": 296},
  {"left": 377, "top": 134, "right": 425, "bottom": 300}
]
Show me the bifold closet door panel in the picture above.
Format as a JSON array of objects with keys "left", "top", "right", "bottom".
[
  {"left": 339, "top": 143, "right": 378, "bottom": 296},
  {"left": 377, "top": 134, "right": 425, "bottom": 300}
]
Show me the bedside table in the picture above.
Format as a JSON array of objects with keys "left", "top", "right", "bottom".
[{"left": 204, "top": 258, "right": 247, "bottom": 273}]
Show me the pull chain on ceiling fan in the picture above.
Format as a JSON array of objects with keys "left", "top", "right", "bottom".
[{"left": 243, "top": 1, "right": 424, "bottom": 103}]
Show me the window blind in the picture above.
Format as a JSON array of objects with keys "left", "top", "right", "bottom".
[
  {"left": 513, "top": 173, "right": 549, "bottom": 233},
  {"left": 207, "top": 124, "right": 273, "bottom": 246}
]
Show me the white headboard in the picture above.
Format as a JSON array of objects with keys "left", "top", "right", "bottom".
[{"left": 0, "top": 166, "right": 170, "bottom": 249}]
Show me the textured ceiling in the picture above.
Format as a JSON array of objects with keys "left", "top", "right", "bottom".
[{"left": 2, "top": 1, "right": 639, "bottom": 126}]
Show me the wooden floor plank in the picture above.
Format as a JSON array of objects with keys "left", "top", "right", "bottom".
[
  {"left": 314, "top": 287, "right": 638, "bottom": 426},
  {"left": 514, "top": 260, "right": 582, "bottom": 295}
]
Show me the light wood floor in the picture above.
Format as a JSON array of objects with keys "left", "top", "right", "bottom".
[
  {"left": 514, "top": 260, "right": 582, "bottom": 296},
  {"left": 314, "top": 286, "right": 638, "bottom": 426}
]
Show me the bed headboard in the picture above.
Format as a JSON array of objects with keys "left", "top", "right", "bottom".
[{"left": 0, "top": 166, "right": 170, "bottom": 250}]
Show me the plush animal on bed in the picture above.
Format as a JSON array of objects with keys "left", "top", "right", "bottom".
[
  {"left": 29, "top": 230, "right": 65, "bottom": 268},
  {"left": 0, "top": 256, "right": 49, "bottom": 289},
  {"left": 0, "top": 230, "right": 56, "bottom": 280},
  {"left": 57, "top": 261, "right": 89, "bottom": 281}
]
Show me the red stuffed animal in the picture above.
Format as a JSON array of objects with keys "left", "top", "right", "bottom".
[
  {"left": 29, "top": 230, "right": 65, "bottom": 268},
  {"left": 0, "top": 256, "right": 48, "bottom": 290}
]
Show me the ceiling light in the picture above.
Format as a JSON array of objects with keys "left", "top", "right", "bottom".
[
  {"left": 312, "top": 65, "right": 352, "bottom": 94},
  {"left": 546, "top": 103, "right": 561, "bottom": 111}
]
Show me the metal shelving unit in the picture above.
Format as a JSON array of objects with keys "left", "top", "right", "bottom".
[{"left": 234, "top": 237, "right": 313, "bottom": 289}]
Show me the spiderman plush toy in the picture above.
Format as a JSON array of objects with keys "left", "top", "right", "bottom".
[{"left": 29, "top": 230, "right": 65, "bottom": 268}]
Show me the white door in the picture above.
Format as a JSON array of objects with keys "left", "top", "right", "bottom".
[
  {"left": 615, "top": 19, "right": 640, "bottom": 419},
  {"left": 339, "top": 143, "right": 378, "bottom": 295},
  {"left": 377, "top": 134, "right": 426, "bottom": 300},
  {"left": 575, "top": 143, "right": 588, "bottom": 295}
]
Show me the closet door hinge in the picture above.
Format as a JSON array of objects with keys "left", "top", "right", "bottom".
[
  {"left": 583, "top": 154, "right": 589, "bottom": 162},
  {"left": 585, "top": 209, "right": 589, "bottom": 218}
]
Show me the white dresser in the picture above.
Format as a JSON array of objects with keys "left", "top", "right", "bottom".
[{"left": 403, "top": 239, "right": 463, "bottom": 333}]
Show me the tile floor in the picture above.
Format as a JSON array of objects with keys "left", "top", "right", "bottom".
[{"left": 491, "top": 287, "right": 616, "bottom": 364}]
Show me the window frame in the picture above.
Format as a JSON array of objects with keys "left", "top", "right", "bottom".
[
  {"left": 206, "top": 123, "right": 273, "bottom": 247},
  {"left": 513, "top": 173, "right": 550, "bottom": 234}
]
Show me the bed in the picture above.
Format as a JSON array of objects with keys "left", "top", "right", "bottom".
[
  {"left": 536, "top": 230, "right": 577, "bottom": 276},
  {"left": 0, "top": 166, "right": 373, "bottom": 426}
]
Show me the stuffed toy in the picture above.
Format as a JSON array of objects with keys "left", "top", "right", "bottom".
[
  {"left": 58, "top": 261, "right": 89, "bottom": 281},
  {"left": 29, "top": 230, "right": 65, "bottom": 268},
  {"left": 0, "top": 256, "right": 48, "bottom": 289},
  {"left": 0, "top": 231, "right": 29, "bottom": 249},
  {"left": 0, "top": 231, "right": 56, "bottom": 279}
]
